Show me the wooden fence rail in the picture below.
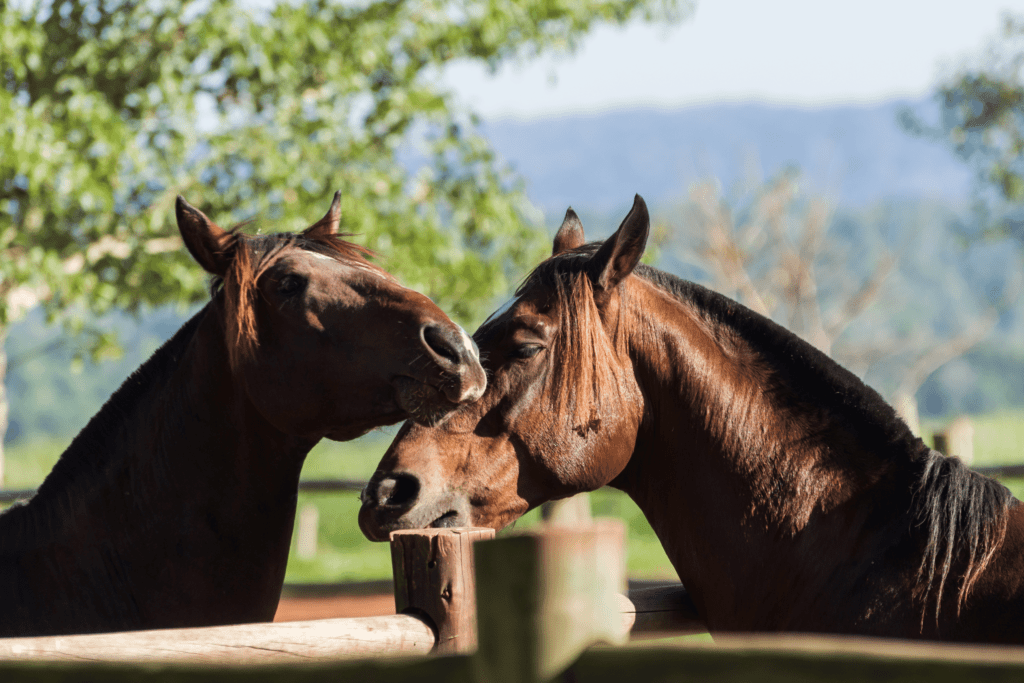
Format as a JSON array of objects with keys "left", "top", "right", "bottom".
[
  {"left": 6, "top": 633, "right": 1024, "bottom": 683},
  {"left": 0, "top": 587, "right": 702, "bottom": 666},
  {"left": 2, "top": 447, "right": 1021, "bottom": 506},
  {"left": 0, "top": 614, "right": 437, "bottom": 665},
  {"left": 6, "top": 522, "right": 1024, "bottom": 682},
  {"left": 0, "top": 523, "right": 703, "bottom": 668},
  {"left": 0, "top": 478, "right": 368, "bottom": 505}
]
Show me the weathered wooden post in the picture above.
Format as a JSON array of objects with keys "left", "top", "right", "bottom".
[
  {"left": 934, "top": 415, "right": 974, "bottom": 465},
  {"left": 295, "top": 502, "right": 319, "bottom": 560},
  {"left": 894, "top": 390, "right": 921, "bottom": 437},
  {"left": 472, "top": 520, "right": 628, "bottom": 683},
  {"left": 389, "top": 527, "right": 495, "bottom": 655},
  {"left": 540, "top": 493, "right": 593, "bottom": 526}
]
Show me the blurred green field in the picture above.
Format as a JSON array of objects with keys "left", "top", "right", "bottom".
[{"left": 6, "top": 410, "right": 1024, "bottom": 584}]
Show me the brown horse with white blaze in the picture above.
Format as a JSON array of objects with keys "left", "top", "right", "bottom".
[
  {"left": 0, "top": 192, "right": 485, "bottom": 637},
  {"left": 361, "top": 194, "right": 1024, "bottom": 643}
]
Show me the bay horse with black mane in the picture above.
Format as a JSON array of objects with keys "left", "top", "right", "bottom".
[
  {"left": 0, "top": 193, "right": 485, "bottom": 637},
  {"left": 361, "top": 194, "right": 1024, "bottom": 643}
]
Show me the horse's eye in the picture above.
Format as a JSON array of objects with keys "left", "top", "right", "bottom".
[
  {"left": 278, "top": 274, "right": 307, "bottom": 296},
  {"left": 510, "top": 344, "right": 543, "bottom": 360}
]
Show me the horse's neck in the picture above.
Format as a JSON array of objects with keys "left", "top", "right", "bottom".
[
  {"left": 616, "top": 282, "right": 913, "bottom": 630},
  {"left": 1, "top": 304, "right": 314, "bottom": 630}
]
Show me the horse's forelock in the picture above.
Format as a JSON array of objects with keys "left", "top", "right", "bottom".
[{"left": 523, "top": 252, "right": 635, "bottom": 446}]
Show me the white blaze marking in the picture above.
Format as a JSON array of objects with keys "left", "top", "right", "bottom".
[
  {"left": 306, "top": 251, "right": 388, "bottom": 278},
  {"left": 482, "top": 295, "right": 519, "bottom": 327},
  {"left": 458, "top": 325, "right": 478, "bottom": 361}
]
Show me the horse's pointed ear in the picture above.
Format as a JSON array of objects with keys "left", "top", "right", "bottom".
[
  {"left": 587, "top": 194, "right": 649, "bottom": 295},
  {"left": 552, "top": 207, "right": 585, "bottom": 255},
  {"left": 176, "top": 196, "right": 234, "bottom": 277},
  {"left": 303, "top": 191, "right": 342, "bottom": 239}
]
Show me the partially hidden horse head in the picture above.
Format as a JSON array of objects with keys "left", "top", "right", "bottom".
[
  {"left": 175, "top": 192, "right": 486, "bottom": 439},
  {"left": 359, "top": 196, "right": 649, "bottom": 535},
  {"left": 0, "top": 192, "right": 485, "bottom": 637},
  {"left": 361, "top": 194, "right": 1024, "bottom": 643}
]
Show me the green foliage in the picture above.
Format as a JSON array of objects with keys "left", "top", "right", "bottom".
[
  {"left": 939, "top": 70, "right": 1024, "bottom": 202},
  {"left": 1, "top": 0, "right": 690, "bottom": 333},
  {"left": 917, "top": 13, "right": 1024, "bottom": 239},
  {"left": 1, "top": 0, "right": 214, "bottom": 330}
]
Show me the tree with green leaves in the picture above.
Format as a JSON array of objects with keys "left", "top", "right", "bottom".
[
  {"left": 911, "top": 12, "right": 1024, "bottom": 240},
  {"left": 1, "top": 0, "right": 691, "bottom": 483}
]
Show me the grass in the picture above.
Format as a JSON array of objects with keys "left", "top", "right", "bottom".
[
  {"left": 288, "top": 430, "right": 678, "bottom": 582},
  {"left": 6, "top": 410, "right": 1024, "bottom": 584}
]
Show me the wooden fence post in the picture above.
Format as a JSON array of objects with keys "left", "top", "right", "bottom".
[
  {"left": 389, "top": 527, "right": 495, "bottom": 655},
  {"left": 472, "top": 520, "right": 628, "bottom": 683},
  {"left": 894, "top": 390, "right": 921, "bottom": 437},
  {"left": 295, "top": 503, "right": 319, "bottom": 560},
  {"left": 934, "top": 415, "right": 975, "bottom": 465},
  {"left": 540, "top": 493, "right": 593, "bottom": 526}
]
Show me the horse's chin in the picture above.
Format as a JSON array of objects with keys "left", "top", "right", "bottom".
[
  {"left": 391, "top": 376, "right": 458, "bottom": 427},
  {"left": 357, "top": 510, "right": 393, "bottom": 542},
  {"left": 358, "top": 510, "right": 470, "bottom": 542},
  {"left": 322, "top": 409, "right": 408, "bottom": 441},
  {"left": 429, "top": 510, "right": 465, "bottom": 529}
]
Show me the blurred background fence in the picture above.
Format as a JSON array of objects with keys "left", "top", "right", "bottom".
[{"left": 3, "top": 412, "right": 1023, "bottom": 596}]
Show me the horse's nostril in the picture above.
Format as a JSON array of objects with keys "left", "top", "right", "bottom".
[
  {"left": 375, "top": 473, "right": 420, "bottom": 509},
  {"left": 423, "top": 324, "right": 462, "bottom": 366}
]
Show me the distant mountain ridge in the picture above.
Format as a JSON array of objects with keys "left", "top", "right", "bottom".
[{"left": 481, "top": 98, "right": 974, "bottom": 218}]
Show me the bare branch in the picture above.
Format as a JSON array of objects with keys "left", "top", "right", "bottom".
[
  {"left": 691, "top": 183, "right": 772, "bottom": 317},
  {"left": 895, "top": 310, "right": 999, "bottom": 398},
  {"left": 825, "top": 253, "right": 897, "bottom": 340}
]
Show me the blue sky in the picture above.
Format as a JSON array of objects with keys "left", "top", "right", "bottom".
[{"left": 441, "top": 0, "right": 1024, "bottom": 120}]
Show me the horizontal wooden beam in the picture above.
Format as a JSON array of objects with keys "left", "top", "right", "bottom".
[
  {"left": 4, "top": 461, "right": 1023, "bottom": 505},
  {"left": 623, "top": 584, "right": 707, "bottom": 636},
  {"left": 568, "top": 633, "right": 1024, "bottom": 682},
  {"left": 7, "top": 632, "right": 1024, "bottom": 683},
  {"left": 974, "top": 464, "right": 1024, "bottom": 478},
  {"left": 295, "top": 478, "right": 367, "bottom": 493},
  {"left": 0, "top": 614, "right": 435, "bottom": 665},
  {"left": 0, "top": 588, "right": 704, "bottom": 666},
  {"left": 0, "top": 478, "right": 368, "bottom": 505}
]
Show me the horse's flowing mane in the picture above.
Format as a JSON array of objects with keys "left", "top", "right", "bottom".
[
  {"left": 913, "top": 451, "right": 1013, "bottom": 624},
  {"left": 526, "top": 243, "right": 1016, "bottom": 627}
]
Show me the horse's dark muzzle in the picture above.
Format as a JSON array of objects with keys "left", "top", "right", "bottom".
[
  {"left": 419, "top": 323, "right": 486, "bottom": 404},
  {"left": 359, "top": 473, "right": 421, "bottom": 542},
  {"left": 359, "top": 470, "right": 471, "bottom": 542},
  {"left": 362, "top": 473, "right": 420, "bottom": 509}
]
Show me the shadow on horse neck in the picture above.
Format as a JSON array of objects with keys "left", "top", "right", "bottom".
[
  {"left": 0, "top": 193, "right": 485, "bottom": 637},
  {"left": 360, "top": 195, "right": 1023, "bottom": 643}
]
